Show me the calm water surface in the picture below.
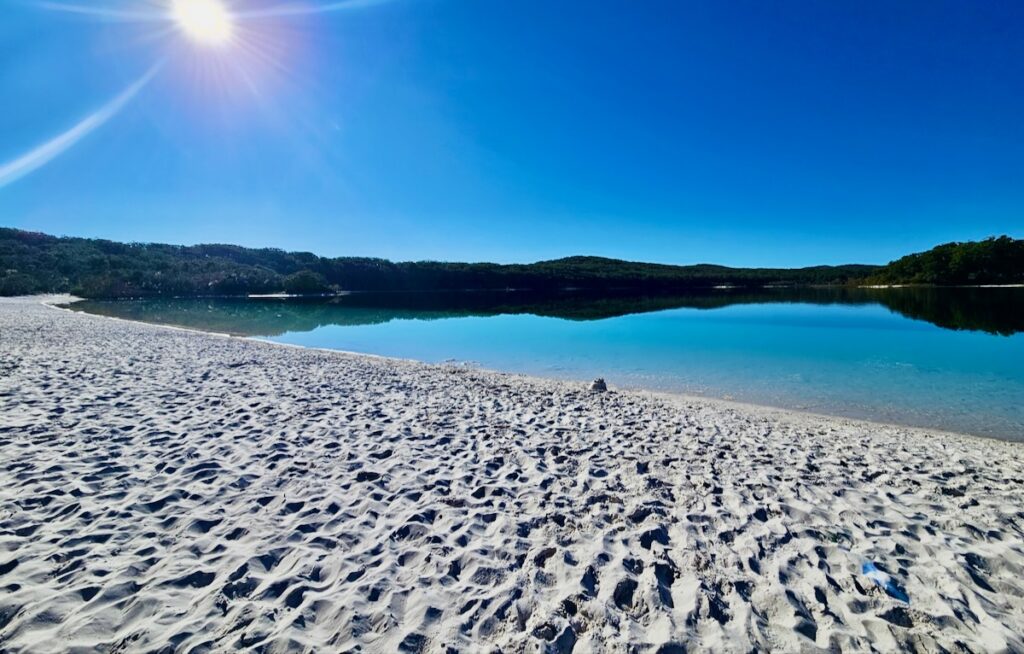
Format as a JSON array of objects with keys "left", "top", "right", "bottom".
[{"left": 71, "top": 288, "right": 1024, "bottom": 440}]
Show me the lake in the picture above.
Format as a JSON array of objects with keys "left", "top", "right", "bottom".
[{"left": 69, "top": 287, "right": 1024, "bottom": 441}]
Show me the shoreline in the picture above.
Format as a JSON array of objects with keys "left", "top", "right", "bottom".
[
  {"left": 2, "top": 296, "right": 1023, "bottom": 652},
  {"left": 859, "top": 283, "right": 1024, "bottom": 288},
  {"left": 47, "top": 295, "right": 1000, "bottom": 445}
]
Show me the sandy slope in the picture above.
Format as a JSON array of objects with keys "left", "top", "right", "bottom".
[{"left": 1, "top": 296, "right": 1022, "bottom": 653}]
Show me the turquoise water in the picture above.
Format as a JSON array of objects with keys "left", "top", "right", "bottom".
[{"left": 71, "top": 289, "right": 1024, "bottom": 440}]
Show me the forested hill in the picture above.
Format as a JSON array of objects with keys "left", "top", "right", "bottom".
[
  {"left": 4, "top": 229, "right": 1021, "bottom": 298},
  {"left": 864, "top": 236, "right": 1024, "bottom": 286},
  {"left": 0, "top": 228, "right": 879, "bottom": 297}
]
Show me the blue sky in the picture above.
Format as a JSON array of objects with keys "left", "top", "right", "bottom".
[{"left": 1, "top": 0, "right": 1022, "bottom": 266}]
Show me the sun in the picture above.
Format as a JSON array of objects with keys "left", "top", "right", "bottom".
[{"left": 171, "top": 0, "right": 235, "bottom": 46}]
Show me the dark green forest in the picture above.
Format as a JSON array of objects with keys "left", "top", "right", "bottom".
[
  {"left": 863, "top": 236, "right": 1024, "bottom": 285},
  {"left": 1, "top": 227, "right": 1021, "bottom": 298},
  {"left": 0, "top": 227, "right": 875, "bottom": 297}
]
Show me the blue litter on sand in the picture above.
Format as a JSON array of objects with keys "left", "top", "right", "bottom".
[{"left": 861, "top": 561, "right": 910, "bottom": 604}]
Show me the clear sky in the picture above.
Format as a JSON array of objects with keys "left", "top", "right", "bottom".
[{"left": 2, "top": 0, "right": 1022, "bottom": 266}]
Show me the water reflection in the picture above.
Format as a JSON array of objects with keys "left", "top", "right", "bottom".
[{"left": 71, "top": 287, "right": 1024, "bottom": 337}]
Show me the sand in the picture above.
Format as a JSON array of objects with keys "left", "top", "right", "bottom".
[{"left": 1, "top": 296, "right": 1022, "bottom": 653}]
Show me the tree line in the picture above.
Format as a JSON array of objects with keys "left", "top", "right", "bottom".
[{"left": 1, "top": 227, "right": 1020, "bottom": 298}]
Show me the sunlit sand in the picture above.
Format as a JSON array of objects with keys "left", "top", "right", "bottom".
[{"left": 1, "top": 297, "right": 1021, "bottom": 652}]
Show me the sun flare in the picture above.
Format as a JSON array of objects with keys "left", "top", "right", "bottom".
[{"left": 171, "top": 0, "right": 234, "bottom": 46}]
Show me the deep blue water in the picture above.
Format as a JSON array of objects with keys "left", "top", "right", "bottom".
[{"left": 71, "top": 288, "right": 1024, "bottom": 440}]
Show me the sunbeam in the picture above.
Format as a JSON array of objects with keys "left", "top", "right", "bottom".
[
  {"left": 236, "top": 0, "right": 398, "bottom": 19},
  {"left": 9, "top": 0, "right": 399, "bottom": 188},
  {"left": 29, "top": 1, "right": 167, "bottom": 22},
  {"left": 31, "top": 0, "right": 400, "bottom": 22},
  {"left": 0, "top": 64, "right": 162, "bottom": 189}
]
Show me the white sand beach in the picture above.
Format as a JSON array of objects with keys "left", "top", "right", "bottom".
[{"left": 1, "top": 296, "right": 1022, "bottom": 653}]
